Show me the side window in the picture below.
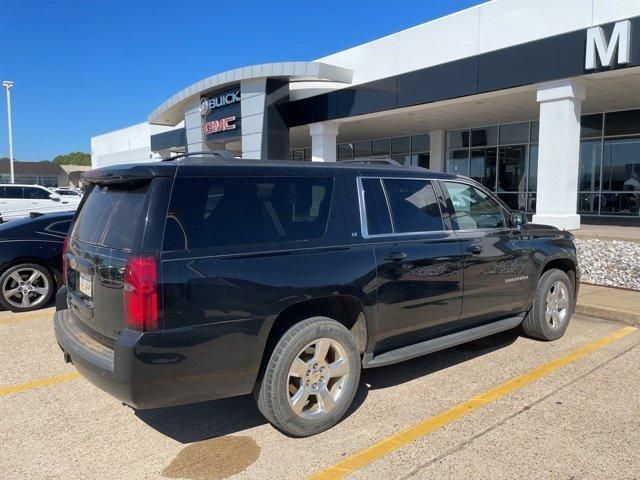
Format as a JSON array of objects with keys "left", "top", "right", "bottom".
[
  {"left": 444, "top": 182, "right": 505, "bottom": 230},
  {"left": 46, "top": 220, "right": 72, "bottom": 235},
  {"left": 383, "top": 179, "right": 444, "bottom": 233},
  {"left": 164, "top": 176, "right": 334, "bottom": 251},
  {"left": 361, "top": 178, "right": 392, "bottom": 235},
  {"left": 0, "top": 187, "right": 5, "bottom": 198},
  {"left": 3, "top": 186, "right": 23, "bottom": 199},
  {"left": 24, "top": 187, "right": 50, "bottom": 199}
]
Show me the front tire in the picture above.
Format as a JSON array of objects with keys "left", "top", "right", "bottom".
[
  {"left": 0, "top": 263, "right": 55, "bottom": 312},
  {"left": 256, "top": 317, "right": 361, "bottom": 437},
  {"left": 522, "top": 269, "right": 574, "bottom": 341}
]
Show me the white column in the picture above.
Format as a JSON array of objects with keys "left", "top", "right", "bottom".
[
  {"left": 428, "top": 130, "right": 445, "bottom": 172},
  {"left": 310, "top": 121, "right": 339, "bottom": 162},
  {"left": 532, "top": 79, "right": 585, "bottom": 231}
]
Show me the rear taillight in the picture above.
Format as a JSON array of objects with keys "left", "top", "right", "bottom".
[
  {"left": 124, "top": 256, "right": 159, "bottom": 331},
  {"left": 62, "top": 235, "right": 70, "bottom": 285}
]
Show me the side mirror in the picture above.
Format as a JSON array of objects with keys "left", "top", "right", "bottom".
[
  {"left": 49, "top": 193, "right": 61, "bottom": 202},
  {"left": 510, "top": 210, "right": 527, "bottom": 228}
]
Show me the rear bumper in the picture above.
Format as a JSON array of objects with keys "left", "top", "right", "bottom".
[{"left": 54, "top": 291, "right": 262, "bottom": 409}]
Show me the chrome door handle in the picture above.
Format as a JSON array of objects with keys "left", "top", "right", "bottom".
[{"left": 384, "top": 252, "right": 408, "bottom": 262}]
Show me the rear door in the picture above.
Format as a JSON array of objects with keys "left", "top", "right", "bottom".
[
  {"left": 66, "top": 179, "right": 166, "bottom": 345},
  {"left": 440, "top": 180, "right": 532, "bottom": 325},
  {"left": 359, "top": 177, "right": 464, "bottom": 353}
]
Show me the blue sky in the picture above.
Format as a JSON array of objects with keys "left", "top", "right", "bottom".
[{"left": 0, "top": 0, "right": 486, "bottom": 160}]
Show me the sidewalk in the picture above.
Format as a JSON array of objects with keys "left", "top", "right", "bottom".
[
  {"left": 576, "top": 283, "right": 640, "bottom": 326},
  {"left": 574, "top": 225, "right": 640, "bottom": 243}
]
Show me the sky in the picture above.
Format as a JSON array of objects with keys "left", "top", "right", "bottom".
[{"left": 0, "top": 0, "right": 487, "bottom": 161}]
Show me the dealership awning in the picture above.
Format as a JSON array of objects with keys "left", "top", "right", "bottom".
[{"left": 148, "top": 62, "right": 353, "bottom": 126}]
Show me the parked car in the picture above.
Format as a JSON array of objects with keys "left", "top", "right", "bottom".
[
  {"left": 0, "top": 184, "right": 77, "bottom": 221},
  {"left": 54, "top": 153, "right": 579, "bottom": 437},
  {"left": 0, "top": 211, "right": 74, "bottom": 312},
  {"left": 51, "top": 187, "right": 83, "bottom": 203}
]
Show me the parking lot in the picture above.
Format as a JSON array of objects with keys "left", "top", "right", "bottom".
[{"left": 1, "top": 307, "right": 639, "bottom": 480}]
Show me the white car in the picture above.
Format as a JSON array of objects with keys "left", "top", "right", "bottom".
[
  {"left": 51, "top": 187, "right": 83, "bottom": 203},
  {"left": 0, "top": 184, "right": 78, "bottom": 221}
]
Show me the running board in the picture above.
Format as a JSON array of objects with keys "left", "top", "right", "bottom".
[{"left": 362, "top": 314, "right": 525, "bottom": 369}]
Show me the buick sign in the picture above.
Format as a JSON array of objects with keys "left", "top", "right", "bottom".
[{"left": 200, "top": 90, "right": 241, "bottom": 116}]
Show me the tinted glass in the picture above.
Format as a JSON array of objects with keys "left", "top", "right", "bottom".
[
  {"left": 528, "top": 144, "right": 539, "bottom": 191},
  {"left": 23, "top": 187, "right": 50, "bottom": 199},
  {"left": 292, "top": 150, "right": 304, "bottom": 161},
  {"left": 414, "top": 152, "right": 430, "bottom": 169},
  {"left": 411, "top": 134, "right": 430, "bottom": 153},
  {"left": 604, "top": 110, "right": 640, "bottom": 137},
  {"left": 470, "top": 148, "right": 497, "bottom": 189},
  {"left": 353, "top": 141, "right": 371, "bottom": 158},
  {"left": 447, "top": 130, "right": 470, "bottom": 149},
  {"left": 47, "top": 220, "right": 72, "bottom": 234},
  {"left": 383, "top": 179, "right": 443, "bottom": 233},
  {"left": 499, "top": 123, "right": 530, "bottom": 144},
  {"left": 72, "top": 183, "right": 150, "bottom": 250},
  {"left": 391, "top": 136, "right": 410, "bottom": 155},
  {"left": 471, "top": 127, "right": 498, "bottom": 147},
  {"left": 444, "top": 182, "right": 505, "bottom": 230},
  {"left": 337, "top": 143, "right": 353, "bottom": 161},
  {"left": 371, "top": 139, "right": 390, "bottom": 157},
  {"left": 498, "top": 145, "right": 527, "bottom": 192},
  {"left": 581, "top": 114, "right": 603, "bottom": 138},
  {"left": 164, "top": 177, "right": 333, "bottom": 251},
  {"left": 530, "top": 122, "right": 540, "bottom": 142},
  {"left": 579, "top": 140, "right": 602, "bottom": 191},
  {"left": 0, "top": 186, "right": 23, "bottom": 199},
  {"left": 602, "top": 137, "right": 640, "bottom": 192},
  {"left": 446, "top": 149, "right": 469, "bottom": 176},
  {"left": 361, "top": 178, "right": 392, "bottom": 235}
]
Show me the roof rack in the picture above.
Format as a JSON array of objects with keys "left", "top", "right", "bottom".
[
  {"left": 338, "top": 158, "right": 402, "bottom": 166},
  {"left": 162, "top": 150, "right": 236, "bottom": 162}
]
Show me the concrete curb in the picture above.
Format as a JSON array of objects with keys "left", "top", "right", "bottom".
[{"left": 575, "top": 304, "right": 640, "bottom": 327}]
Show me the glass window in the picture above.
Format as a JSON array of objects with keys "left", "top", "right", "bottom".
[
  {"left": 72, "top": 183, "right": 150, "bottom": 250},
  {"left": 602, "top": 137, "right": 640, "bottom": 192},
  {"left": 383, "top": 179, "right": 443, "bottom": 233},
  {"left": 390, "top": 154, "right": 412, "bottom": 166},
  {"left": 0, "top": 186, "right": 22, "bottom": 199},
  {"left": 528, "top": 144, "right": 539, "bottom": 192},
  {"left": 470, "top": 148, "right": 497, "bottom": 189},
  {"left": 164, "top": 177, "right": 334, "bottom": 251},
  {"left": 498, "top": 146, "right": 527, "bottom": 193},
  {"left": 414, "top": 153, "right": 430, "bottom": 169},
  {"left": 447, "top": 130, "right": 470, "bottom": 149},
  {"left": 361, "top": 178, "right": 392, "bottom": 235},
  {"left": 303, "top": 148, "right": 312, "bottom": 161},
  {"left": 292, "top": 149, "right": 304, "bottom": 161},
  {"left": 604, "top": 110, "right": 640, "bottom": 137},
  {"left": 579, "top": 140, "right": 602, "bottom": 192},
  {"left": 499, "top": 123, "right": 530, "bottom": 145},
  {"left": 444, "top": 182, "right": 505, "bottom": 230},
  {"left": 531, "top": 122, "right": 540, "bottom": 142},
  {"left": 411, "top": 134, "right": 430, "bottom": 153},
  {"left": 391, "top": 136, "right": 410, "bottom": 155},
  {"left": 338, "top": 143, "right": 353, "bottom": 161},
  {"left": 371, "top": 139, "right": 390, "bottom": 157},
  {"left": 581, "top": 114, "right": 603, "bottom": 138},
  {"left": 23, "top": 187, "right": 50, "bottom": 199},
  {"left": 354, "top": 141, "right": 371, "bottom": 158},
  {"left": 578, "top": 193, "right": 599, "bottom": 214},
  {"left": 471, "top": 127, "right": 498, "bottom": 147},
  {"left": 446, "top": 149, "right": 469, "bottom": 176},
  {"left": 47, "top": 220, "right": 72, "bottom": 235}
]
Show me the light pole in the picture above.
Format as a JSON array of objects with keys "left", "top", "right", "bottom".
[{"left": 2, "top": 80, "right": 15, "bottom": 184}]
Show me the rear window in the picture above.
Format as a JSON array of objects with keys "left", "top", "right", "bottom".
[
  {"left": 163, "top": 176, "right": 333, "bottom": 251},
  {"left": 71, "top": 183, "right": 150, "bottom": 250}
]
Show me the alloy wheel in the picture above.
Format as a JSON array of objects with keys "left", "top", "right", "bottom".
[
  {"left": 545, "top": 280, "right": 569, "bottom": 329},
  {"left": 2, "top": 268, "right": 50, "bottom": 309}
]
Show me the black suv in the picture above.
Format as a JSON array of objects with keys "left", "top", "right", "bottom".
[{"left": 54, "top": 154, "right": 579, "bottom": 437}]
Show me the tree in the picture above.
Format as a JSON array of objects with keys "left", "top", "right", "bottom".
[{"left": 52, "top": 152, "right": 91, "bottom": 166}]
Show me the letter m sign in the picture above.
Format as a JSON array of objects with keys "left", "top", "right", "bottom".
[{"left": 586, "top": 20, "right": 632, "bottom": 70}]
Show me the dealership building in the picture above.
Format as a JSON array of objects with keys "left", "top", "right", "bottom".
[{"left": 91, "top": 0, "right": 640, "bottom": 228}]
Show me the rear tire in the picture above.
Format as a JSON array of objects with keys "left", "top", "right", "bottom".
[
  {"left": 256, "top": 317, "right": 361, "bottom": 437},
  {"left": 0, "top": 263, "right": 55, "bottom": 313},
  {"left": 522, "top": 269, "right": 574, "bottom": 341}
]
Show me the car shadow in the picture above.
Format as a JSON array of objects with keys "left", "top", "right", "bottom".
[{"left": 135, "top": 329, "right": 519, "bottom": 443}]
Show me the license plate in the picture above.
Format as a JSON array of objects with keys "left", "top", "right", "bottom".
[{"left": 79, "top": 272, "right": 92, "bottom": 298}]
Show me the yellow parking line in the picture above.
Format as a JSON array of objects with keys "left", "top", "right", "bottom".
[
  {"left": 0, "top": 308, "right": 56, "bottom": 325},
  {"left": 0, "top": 372, "right": 80, "bottom": 397},
  {"left": 309, "top": 326, "right": 637, "bottom": 480}
]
